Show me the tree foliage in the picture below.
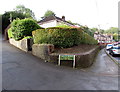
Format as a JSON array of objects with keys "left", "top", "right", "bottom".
[
  {"left": 42, "top": 10, "right": 55, "bottom": 18},
  {"left": 104, "top": 27, "right": 119, "bottom": 41},
  {"left": 104, "top": 27, "right": 118, "bottom": 34},
  {"left": 113, "top": 33, "right": 118, "bottom": 41},
  {"left": 2, "top": 11, "right": 27, "bottom": 34},
  {"left": 90, "top": 28, "right": 98, "bottom": 33},
  {"left": 14, "top": 5, "right": 35, "bottom": 19},
  {"left": 67, "top": 20, "right": 81, "bottom": 26},
  {"left": 80, "top": 26, "right": 94, "bottom": 37},
  {"left": 2, "top": 5, "right": 35, "bottom": 34}
]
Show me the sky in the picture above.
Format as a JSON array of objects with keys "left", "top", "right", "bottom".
[{"left": 0, "top": 0, "right": 119, "bottom": 30}]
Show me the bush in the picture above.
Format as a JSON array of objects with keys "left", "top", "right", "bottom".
[
  {"left": 22, "top": 36, "right": 33, "bottom": 39},
  {"left": 80, "top": 26, "right": 94, "bottom": 37},
  {"left": 83, "top": 32, "right": 98, "bottom": 44},
  {"left": 33, "top": 27, "right": 80, "bottom": 48},
  {"left": 10, "top": 18, "right": 41, "bottom": 40},
  {"left": 32, "top": 27, "right": 98, "bottom": 48},
  {"left": 8, "top": 28, "right": 14, "bottom": 38}
]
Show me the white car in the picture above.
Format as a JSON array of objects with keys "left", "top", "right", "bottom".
[
  {"left": 109, "top": 45, "right": 120, "bottom": 56},
  {"left": 106, "top": 44, "right": 113, "bottom": 50}
]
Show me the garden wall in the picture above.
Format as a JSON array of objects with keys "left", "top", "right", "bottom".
[
  {"left": 9, "top": 38, "right": 33, "bottom": 52},
  {"left": 50, "top": 46, "right": 100, "bottom": 68},
  {"left": 32, "top": 44, "right": 54, "bottom": 61},
  {"left": 75, "top": 46, "right": 100, "bottom": 68},
  {"left": 32, "top": 44, "right": 100, "bottom": 68}
]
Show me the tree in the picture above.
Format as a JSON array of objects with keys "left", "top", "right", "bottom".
[
  {"left": 113, "top": 33, "right": 118, "bottom": 41},
  {"left": 90, "top": 28, "right": 98, "bottom": 33},
  {"left": 42, "top": 10, "right": 55, "bottom": 18},
  {"left": 67, "top": 20, "right": 73, "bottom": 24},
  {"left": 80, "top": 26, "right": 94, "bottom": 37},
  {"left": 104, "top": 27, "right": 119, "bottom": 42},
  {"left": 104, "top": 27, "right": 118, "bottom": 34},
  {"left": 14, "top": 5, "right": 35, "bottom": 19},
  {"left": 2, "top": 11, "right": 28, "bottom": 34},
  {"left": 99, "top": 29, "right": 105, "bottom": 34},
  {"left": 2, "top": 5, "right": 36, "bottom": 34},
  {"left": 67, "top": 20, "right": 81, "bottom": 26}
]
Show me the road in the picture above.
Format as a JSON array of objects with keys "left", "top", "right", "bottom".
[{"left": 2, "top": 37, "right": 119, "bottom": 90}]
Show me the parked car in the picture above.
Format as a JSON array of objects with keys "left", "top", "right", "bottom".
[
  {"left": 109, "top": 45, "right": 120, "bottom": 56},
  {"left": 106, "top": 44, "right": 113, "bottom": 50},
  {"left": 113, "top": 42, "right": 120, "bottom": 46}
]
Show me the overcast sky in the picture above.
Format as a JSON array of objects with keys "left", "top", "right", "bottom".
[{"left": 0, "top": 0, "right": 119, "bottom": 30}]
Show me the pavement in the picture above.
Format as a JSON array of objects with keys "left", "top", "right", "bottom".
[{"left": 1, "top": 37, "right": 119, "bottom": 90}]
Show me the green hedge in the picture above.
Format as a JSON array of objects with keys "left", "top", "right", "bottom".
[
  {"left": 8, "top": 28, "right": 14, "bottom": 38},
  {"left": 22, "top": 36, "right": 33, "bottom": 39},
  {"left": 80, "top": 26, "right": 94, "bottom": 37},
  {"left": 32, "top": 27, "right": 98, "bottom": 48},
  {"left": 83, "top": 32, "right": 98, "bottom": 44},
  {"left": 10, "top": 18, "right": 41, "bottom": 41}
]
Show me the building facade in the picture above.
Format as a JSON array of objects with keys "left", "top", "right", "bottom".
[
  {"left": 94, "top": 32, "right": 113, "bottom": 44},
  {"left": 38, "top": 15, "right": 78, "bottom": 28}
]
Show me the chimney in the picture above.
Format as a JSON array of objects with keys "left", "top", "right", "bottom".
[{"left": 62, "top": 16, "right": 65, "bottom": 21}]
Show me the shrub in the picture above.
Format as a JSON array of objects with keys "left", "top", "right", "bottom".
[
  {"left": 32, "top": 27, "right": 98, "bottom": 48},
  {"left": 80, "top": 26, "right": 94, "bottom": 37},
  {"left": 83, "top": 32, "right": 98, "bottom": 44},
  {"left": 10, "top": 18, "right": 41, "bottom": 40},
  {"left": 8, "top": 28, "right": 14, "bottom": 38},
  {"left": 22, "top": 36, "right": 33, "bottom": 39}
]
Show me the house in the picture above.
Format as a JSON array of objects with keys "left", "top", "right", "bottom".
[
  {"left": 38, "top": 15, "right": 79, "bottom": 28},
  {"left": 94, "top": 31, "right": 113, "bottom": 44}
]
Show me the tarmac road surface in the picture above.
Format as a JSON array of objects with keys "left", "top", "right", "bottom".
[{"left": 1, "top": 36, "right": 119, "bottom": 90}]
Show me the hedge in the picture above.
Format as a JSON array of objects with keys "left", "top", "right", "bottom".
[
  {"left": 32, "top": 27, "right": 98, "bottom": 48},
  {"left": 10, "top": 18, "right": 41, "bottom": 41},
  {"left": 80, "top": 26, "right": 94, "bottom": 37},
  {"left": 8, "top": 28, "right": 14, "bottom": 38},
  {"left": 83, "top": 32, "right": 98, "bottom": 44}
]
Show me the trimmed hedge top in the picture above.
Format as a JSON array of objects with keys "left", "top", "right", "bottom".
[
  {"left": 32, "top": 27, "right": 98, "bottom": 48},
  {"left": 9, "top": 18, "right": 41, "bottom": 40}
]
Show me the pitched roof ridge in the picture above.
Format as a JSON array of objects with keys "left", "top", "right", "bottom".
[{"left": 38, "top": 15, "right": 75, "bottom": 26}]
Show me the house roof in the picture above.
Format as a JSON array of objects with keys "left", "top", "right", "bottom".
[{"left": 38, "top": 15, "right": 75, "bottom": 26}]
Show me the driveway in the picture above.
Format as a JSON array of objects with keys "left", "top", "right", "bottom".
[{"left": 2, "top": 38, "right": 119, "bottom": 90}]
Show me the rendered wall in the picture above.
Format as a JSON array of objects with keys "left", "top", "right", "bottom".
[{"left": 9, "top": 38, "right": 33, "bottom": 52}]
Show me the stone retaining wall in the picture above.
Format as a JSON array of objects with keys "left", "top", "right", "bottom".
[
  {"left": 32, "top": 44, "right": 100, "bottom": 68},
  {"left": 32, "top": 44, "right": 54, "bottom": 61},
  {"left": 75, "top": 47, "right": 100, "bottom": 68},
  {"left": 49, "top": 46, "right": 100, "bottom": 68}
]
